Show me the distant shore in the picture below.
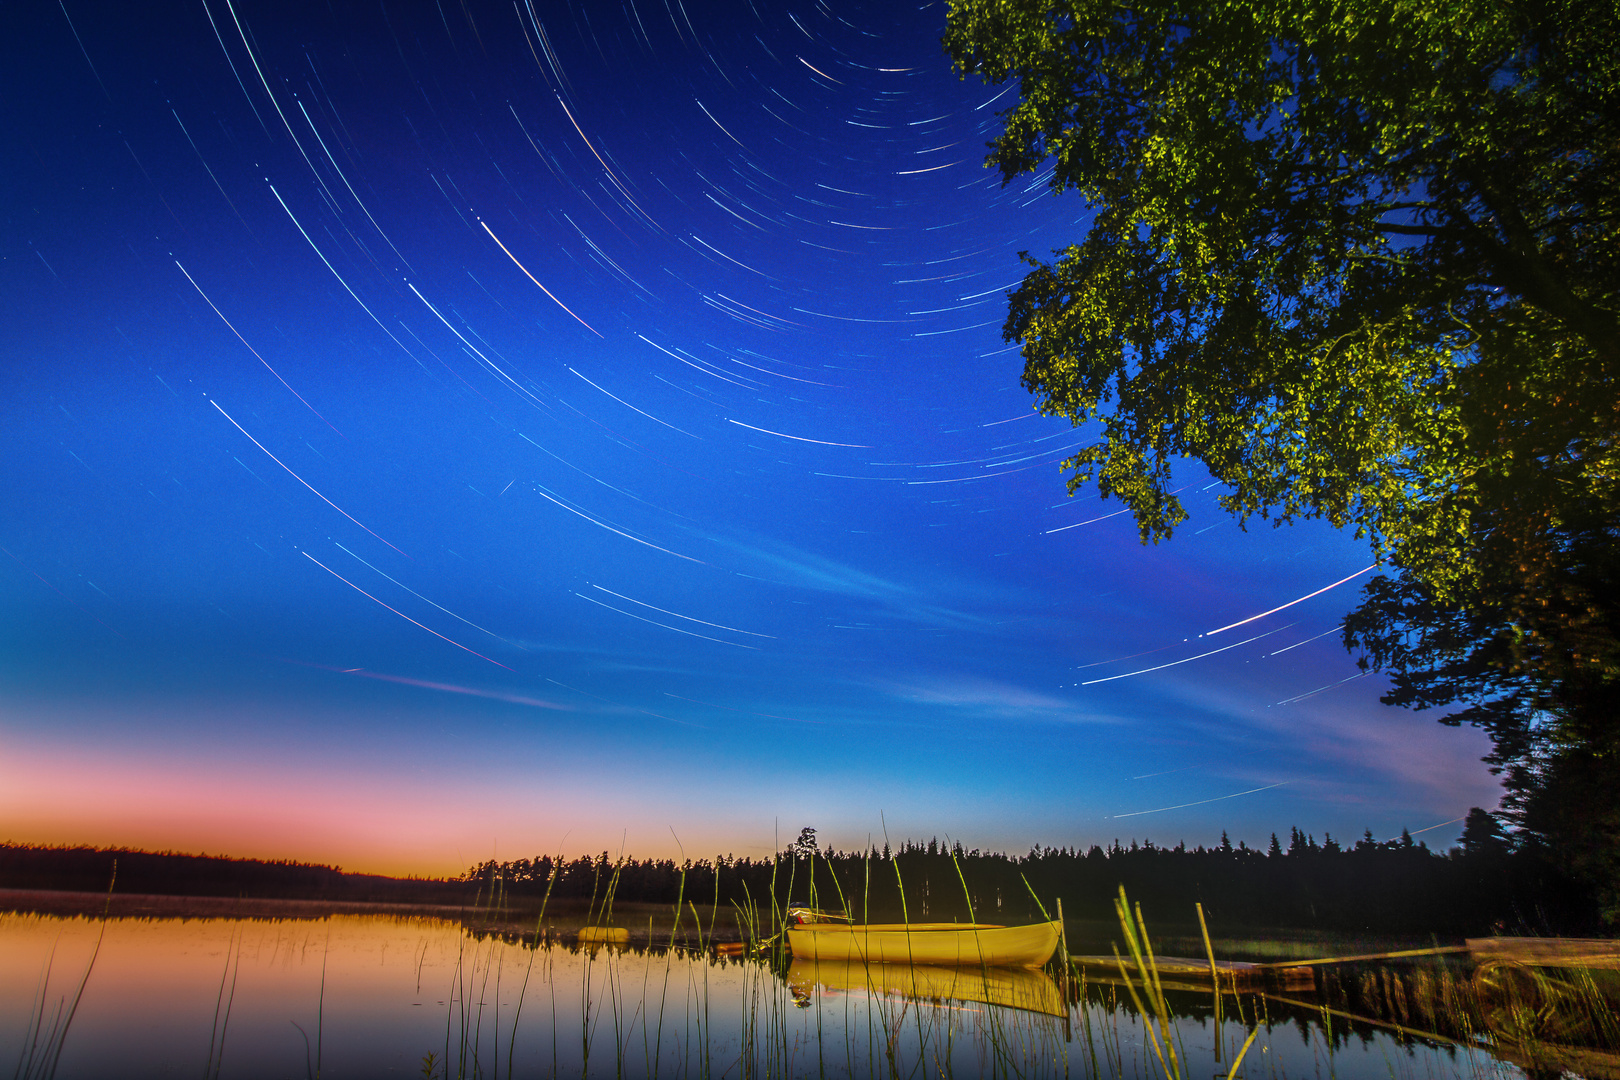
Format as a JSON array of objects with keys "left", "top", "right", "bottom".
[
  {"left": 0, "top": 887, "right": 492, "bottom": 923},
  {"left": 0, "top": 888, "right": 751, "bottom": 945}
]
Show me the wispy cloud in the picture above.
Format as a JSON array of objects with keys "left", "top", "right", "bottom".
[
  {"left": 1143, "top": 669, "right": 1500, "bottom": 813},
  {"left": 704, "top": 532, "right": 1015, "bottom": 630},
  {"left": 877, "top": 674, "right": 1126, "bottom": 725},
  {"left": 290, "top": 661, "right": 577, "bottom": 711}
]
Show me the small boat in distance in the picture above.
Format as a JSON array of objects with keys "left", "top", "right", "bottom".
[{"left": 786, "top": 911, "right": 1061, "bottom": 968}]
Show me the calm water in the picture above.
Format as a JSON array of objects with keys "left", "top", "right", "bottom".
[{"left": 2, "top": 912, "right": 1528, "bottom": 1079}]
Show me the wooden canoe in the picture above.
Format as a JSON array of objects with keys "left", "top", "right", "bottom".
[{"left": 787, "top": 920, "right": 1061, "bottom": 968}]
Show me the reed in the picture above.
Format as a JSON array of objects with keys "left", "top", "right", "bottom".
[
  {"left": 11, "top": 862, "right": 116, "bottom": 1080},
  {"left": 425, "top": 854, "right": 578, "bottom": 1080},
  {"left": 1109, "top": 886, "right": 1185, "bottom": 1080},
  {"left": 505, "top": 854, "right": 561, "bottom": 1080},
  {"left": 202, "top": 927, "right": 241, "bottom": 1080}
]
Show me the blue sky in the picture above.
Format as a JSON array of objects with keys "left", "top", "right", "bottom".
[{"left": 0, "top": 0, "right": 1499, "bottom": 875}]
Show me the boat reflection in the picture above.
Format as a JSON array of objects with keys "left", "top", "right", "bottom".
[{"left": 787, "top": 958, "right": 1067, "bottom": 1018}]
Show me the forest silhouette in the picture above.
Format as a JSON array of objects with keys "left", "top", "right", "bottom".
[{"left": 5, "top": 816, "right": 1600, "bottom": 935}]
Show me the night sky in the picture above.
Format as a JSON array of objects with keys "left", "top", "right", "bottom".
[{"left": 2, "top": 0, "right": 1499, "bottom": 876}]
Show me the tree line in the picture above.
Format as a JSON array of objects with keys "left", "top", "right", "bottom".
[
  {"left": 5, "top": 814, "right": 1599, "bottom": 935},
  {"left": 0, "top": 843, "right": 465, "bottom": 905},
  {"left": 460, "top": 818, "right": 1599, "bottom": 936}
]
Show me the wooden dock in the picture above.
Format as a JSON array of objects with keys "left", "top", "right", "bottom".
[
  {"left": 1069, "top": 954, "right": 1316, "bottom": 990},
  {"left": 1468, "top": 937, "right": 1620, "bottom": 969},
  {"left": 1069, "top": 937, "right": 1620, "bottom": 996}
]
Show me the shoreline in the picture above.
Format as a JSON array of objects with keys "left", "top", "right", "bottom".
[
  {"left": 0, "top": 887, "right": 495, "bottom": 923},
  {"left": 0, "top": 888, "right": 750, "bottom": 944}
]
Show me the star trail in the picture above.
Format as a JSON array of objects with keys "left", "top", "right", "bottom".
[{"left": 0, "top": 0, "right": 1497, "bottom": 874}]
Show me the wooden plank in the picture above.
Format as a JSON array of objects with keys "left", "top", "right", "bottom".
[
  {"left": 1073, "top": 945, "right": 1470, "bottom": 975},
  {"left": 1070, "top": 954, "right": 1259, "bottom": 975},
  {"left": 1468, "top": 937, "right": 1620, "bottom": 968},
  {"left": 1253, "top": 945, "right": 1469, "bottom": 969},
  {"left": 1069, "top": 955, "right": 1314, "bottom": 990}
]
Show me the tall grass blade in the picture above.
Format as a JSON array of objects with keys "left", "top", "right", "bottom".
[
  {"left": 1112, "top": 885, "right": 1183, "bottom": 1080},
  {"left": 1227, "top": 1026, "right": 1260, "bottom": 1080},
  {"left": 203, "top": 928, "right": 241, "bottom": 1080},
  {"left": 1197, "top": 902, "right": 1222, "bottom": 1064},
  {"left": 22, "top": 861, "right": 117, "bottom": 1080},
  {"left": 507, "top": 856, "right": 561, "bottom": 1080},
  {"left": 1020, "top": 873, "right": 1050, "bottom": 921}
]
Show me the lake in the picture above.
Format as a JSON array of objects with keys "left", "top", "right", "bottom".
[{"left": 2, "top": 909, "right": 1544, "bottom": 1079}]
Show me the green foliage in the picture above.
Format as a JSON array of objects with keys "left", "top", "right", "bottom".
[
  {"left": 943, "top": 0, "right": 1617, "bottom": 596},
  {"left": 946, "top": 0, "right": 1619, "bottom": 915}
]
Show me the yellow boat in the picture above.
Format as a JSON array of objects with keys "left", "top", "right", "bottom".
[
  {"left": 788, "top": 958, "right": 1067, "bottom": 1017},
  {"left": 786, "top": 919, "right": 1061, "bottom": 968}
]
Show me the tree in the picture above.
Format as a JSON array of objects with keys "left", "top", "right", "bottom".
[
  {"left": 1459, "top": 807, "right": 1512, "bottom": 860},
  {"left": 943, "top": 0, "right": 1616, "bottom": 610},
  {"left": 945, "top": 0, "right": 1619, "bottom": 916},
  {"left": 1345, "top": 566, "right": 1620, "bottom": 916}
]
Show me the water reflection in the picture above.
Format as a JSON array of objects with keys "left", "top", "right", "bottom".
[
  {"left": 789, "top": 958, "right": 1067, "bottom": 1018},
  {"left": 1320, "top": 959, "right": 1620, "bottom": 1079},
  {"left": 1, "top": 910, "right": 1576, "bottom": 1079}
]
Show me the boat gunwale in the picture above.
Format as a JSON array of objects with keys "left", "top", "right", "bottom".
[{"left": 789, "top": 922, "right": 1008, "bottom": 933}]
